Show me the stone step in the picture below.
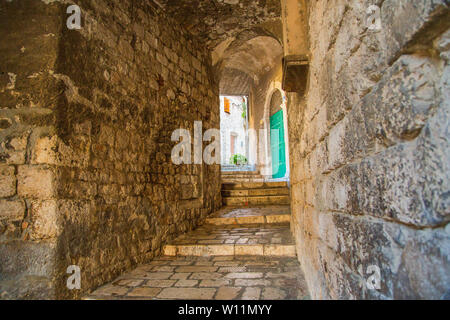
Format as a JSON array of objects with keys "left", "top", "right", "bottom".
[
  {"left": 221, "top": 164, "right": 256, "bottom": 172},
  {"left": 222, "top": 175, "right": 264, "bottom": 182},
  {"left": 207, "top": 205, "right": 291, "bottom": 225},
  {"left": 206, "top": 214, "right": 290, "bottom": 225},
  {"left": 223, "top": 195, "right": 290, "bottom": 206},
  {"left": 222, "top": 178, "right": 266, "bottom": 183},
  {"left": 222, "top": 181, "right": 288, "bottom": 190},
  {"left": 164, "top": 244, "right": 296, "bottom": 258},
  {"left": 163, "top": 224, "right": 296, "bottom": 258},
  {"left": 222, "top": 188, "right": 289, "bottom": 197},
  {"left": 221, "top": 171, "right": 261, "bottom": 176}
]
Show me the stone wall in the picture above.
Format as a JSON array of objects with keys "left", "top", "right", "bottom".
[
  {"left": 0, "top": 0, "right": 63, "bottom": 299},
  {"left": 288, "top": 0, "right": 450, "bottom": 299},
  {"left": 0, "top": 0, "right": 221, "bottom": 299}
]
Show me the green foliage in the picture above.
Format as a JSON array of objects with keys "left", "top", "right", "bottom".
[
  {"left": 242, "top": 101, "right": 247, "bottom": 119},
  {"left": 230, "top": 154, "right": 248, "bottom": 165}
]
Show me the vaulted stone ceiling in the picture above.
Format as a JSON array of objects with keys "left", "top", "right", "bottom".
[
  {"left": 156, "top": 0, "right": 282, "bottom": 49},
  {"left": 156, "top": 0, "right": 284, "bottom": 95}
]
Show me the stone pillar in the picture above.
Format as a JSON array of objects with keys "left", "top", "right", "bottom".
[
  {"left": 0, "top": 0, "right": 63, "bottom": 299},
  {"left": 281, "top": 0, "right": 309, "bottom": 57},
  {"left": 280, "top": 0, "right": 310, "bottom": 94}
]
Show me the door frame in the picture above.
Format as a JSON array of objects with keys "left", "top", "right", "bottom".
[{"left": 261, "top": 82, "right": 290, "bottom": 179}]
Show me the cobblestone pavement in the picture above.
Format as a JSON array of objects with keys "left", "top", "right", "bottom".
[
  {"left": 86, "top": 205, "right": 309, "bottom": 300},
  {"left": 86, "top": 256, "right": 310, "bottom": 300}
]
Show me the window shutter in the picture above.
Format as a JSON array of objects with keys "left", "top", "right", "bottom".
[{"left": 224, "top": 98, "right": 230, "bottom": 113}]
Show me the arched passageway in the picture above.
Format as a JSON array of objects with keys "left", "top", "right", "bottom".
[{"left": 0, "top": 0, "right": 448, "bottom": 301}]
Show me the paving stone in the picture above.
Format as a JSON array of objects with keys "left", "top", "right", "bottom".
[
  {"left": 176, "top": 266, "right": 218, "bottom": 273},
  {"left": 135, "top": 272, "right": 174, "bottom": 280},
  {"left": 199, "top": 279, "right": 232, "bottom": 287},
  {"left": 175, "top": 280, "right": 198, "bottom": 287},
  {"left": 144, "top": 280, "right": 176, "bottom": 287},
  {"left": 234, "top": 279, "right": 272, "bottom": 287},
  {"left": 170, "top": 273, "right": 191, "bottom": 280},
  {"left": 262, "top": 287, "right": 286, "bottom": 300},
  {"left": 157, "top": 288, "right": 216, "bottom": 300},
  {"left": 128, "top": 287, "right": 161, "bottom": 298},
  {"left": 225, "top": 272, "right": 263, "bottom": 279},
  {"left": 151, "top": 266, "right": 175, "bottom": 272},
  {"left": 218, "top": 267, "right": 247, "bottom": 273},
  {"left": 214, "top": 261, "right": 241, "bottom": 267},
  {"left": 92, "top": 284, "right": 129, "bottom": 296},
  {"left": 114, "top": 279, "right": 144, "bottom": 287},
  {"left": 195, "top": 261, "right": 215, "bottom": 266},
  {"left": 190, "top": 272, "right": 223, "bottom": 280},
  {"left": 242, "top": 287, "right": 261, "bottom": 300},
  {"left": 266, "top": 271, "right": 298, "bottom": 279},
  {"left": 169, "top": 261, "right": 193, "bottom": 266},
  {"left": 215, "top": 287, "right": 242, "bottom": 300}
]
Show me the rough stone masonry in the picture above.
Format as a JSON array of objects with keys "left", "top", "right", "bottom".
[
  {"left": 0, "top": 0, "right": 449, "bottom": 301},
  {"left": 287, "top": 0, "right": 450, "bottom": 299},
  {"left": 0, "top": 0, "right": 221, "bottom": 299}
]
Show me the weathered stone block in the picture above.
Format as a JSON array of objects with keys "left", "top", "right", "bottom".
[
  {"left": 0, "top": 199, "right": 25, "bottom": 221},
  {"left": 31, "top": 135, "right": 58, "bottom": 165},
  {"left": 17, "top": 166, "right": 55, "bottom": 199},
  {"left": 381, "top": 0, "right": 450, "bottom": 63},
  {"left": 0, "top": 165, "right": 16, "bottom": 197},
  {"left": 30, "top": 200, "right": 58, "bottom": 240},
  {"left": 0, "top": 240, "right": 56, "bottom": 299},
  {"left": 0, "top": 133, "right": 28, "bottom": 165},
  {"left": 291, "top": 0, "right": 450, "bottom": 301}
]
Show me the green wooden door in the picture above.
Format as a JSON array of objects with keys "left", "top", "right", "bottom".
[{"left": 270, "top": 110, "right": 286, "bottom": 179}]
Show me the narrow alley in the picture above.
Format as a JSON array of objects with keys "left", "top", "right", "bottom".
[{"left": 0, "top": 0, "right": 449, "bottom": 301}]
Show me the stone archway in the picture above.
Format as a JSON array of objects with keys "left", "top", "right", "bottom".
[{"left": 261, "top": 82, "right": 290, "bottom": 179}]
